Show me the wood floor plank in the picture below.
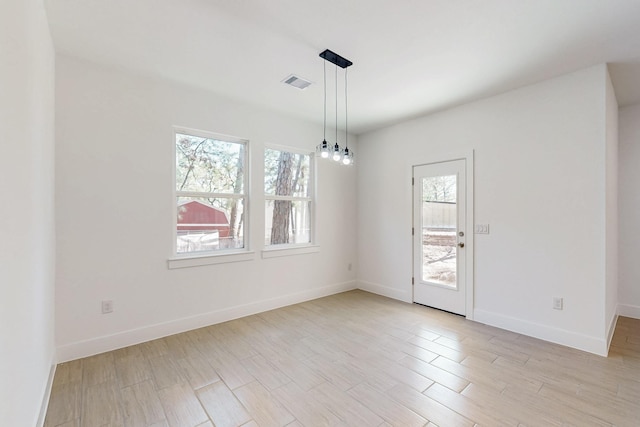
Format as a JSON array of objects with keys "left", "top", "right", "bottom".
[
  {"left": 537, "top": 382, "right": 638, "bottom": 426},
  {"left": 302, "top": 354, "right": 365, "bottom": 390},
  {"left": 386, "top": 383, "right": 474, "bottom": 427},
  {"left": 379, "top": 358, "right": 435, "bottom": 392},
  {"left": 347, "top": 383, "right": 427, "bottom": 427},
  {"left": 308, "top": 382, "right": 385, "bottom": 426},
  {"left": 82, "top": 352, "right": 116, "bottom": 388},
  {"left": 349, "top": 356, "right": 401, "bottom": 393},
  {"left": 272, "top": 381, "right": 343, "bottom": 426},
  {"left": 617, "top": 378, "right": 640, "bottom": 404},
  {"left": 408, "top": 335, "right": 466, "bottom": 362},
  {"left": 431, "top": 355, "right": 507, "bottom": 392},
  {"left": 148, "top": 355, "right": 186, "bottom": 390},
  {"left": 401, "top": 342, "right": 439, "bottom": 363},
  {"left": 196, "top": 381, "right": 251, "bottom": 427},
  {"left": 463, "top": 355, "right": 543, "bottom": 395},
  {"left": 241, "top": 354, "right": 291, "bottom": 390},
  {"left": 176, "top": 355, "right": 221, "bottom": 391},
  {"left": 424, "top": 382, "right": 512, "bottom": 427},
  {"left": 43, "top": 380, "right": 81, "bottom": 427},
  {"left": 163, "top": 333, "right": 202, "bottom": 360},
  {"left": 121, "top": 380, "right": 166, "bottom": 427},
  {"left": 115, "top": 351, "right": 153, "bottom": 388},
  {"left": 399, "top": 355, "right": 469, "bottom": 392},
  {"left": 233, "top": 381, "right": 295, "bottom": 427},
  {"left": 207, "top": 323, "right": 259, "bottom": 361},
  {"left": 53, "top": 360, "right": 83, "bottom": 385},
  {"left": 461, "top": 382, "right": 567, "bottom": 427},
  {"left": 266, "top": 353, "right": 325, "bottom": 391},
  {"left": 82, "top": 380, "right": 123, "bottom": 426},
  {"left": 157, "top": 383, "right": 209, "bottom": 427},
  {"left": 140, "top": 339, "right": 170, "bottom": 360},
  {"left": 205, "top": 344, "right": 255, "bottom": 390}
]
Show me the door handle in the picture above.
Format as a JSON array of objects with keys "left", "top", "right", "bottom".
[{"left": 458, "top": 242, "right": 465, "bottom": 248}]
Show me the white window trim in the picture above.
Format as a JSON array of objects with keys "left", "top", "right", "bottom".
[
  {"left": 171, "top": 126, "right": 251, "bottom": 266},
  {"left": 168, "top": 251, "right": 256, "bottom": 269},
  {"left": 261, "top": 244, "right": 320, "bottom": 259},
  {"left": 264, "top": 144, "right": 317, "bottom": 250}
]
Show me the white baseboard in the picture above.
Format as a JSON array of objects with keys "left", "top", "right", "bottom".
[
  {"left": 606, "top": 311, "right": 619, "bottom": 354},
  {"left": 617, "top": 303, "right": 640, "bottom": 319},
  {"left": 36, "top": 363, "right": 56, "bottom": 427},
  {"left": 473, "top": 309, "right": 608, "bottom": 356},
  {"left": 57, "top": 281, "right": 356, "bottom": 362},
  {"left": 357, "top": 280, "right": 412, "bottom": 303}
]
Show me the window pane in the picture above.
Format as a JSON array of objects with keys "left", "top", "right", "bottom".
[
  {"left": 177, "top": 197, "right": 244, "bottom": 253},
  {"left": 265, "top": 200, "right": 311, "bottom": 245},
  {"left": 176, "top": 133, "right": 244, "bottom": 194},
  {"left": 421, "top": 175, "right": 457, "bottom": 287},
  {"left": 264, "top": 148, "right": 310, "bottom": 197}
]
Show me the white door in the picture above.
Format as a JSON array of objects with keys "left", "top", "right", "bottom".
[{"left": 413, "top": 160, "right": 466, "bottom": 315}]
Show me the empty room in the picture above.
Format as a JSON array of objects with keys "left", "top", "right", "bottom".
[{"left": 2, "top": 0, "right": 640, "bottom": 426}]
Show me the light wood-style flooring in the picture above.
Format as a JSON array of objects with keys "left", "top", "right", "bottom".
[{"left": 44, "top": 290, "right": 640, "bottom": 426}]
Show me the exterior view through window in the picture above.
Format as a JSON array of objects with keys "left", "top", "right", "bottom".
[
  {"left": 175, "top": 131, "right": 246, "bottom": 254},
  {"left": 422, "top": 174, "right": 457, "bottom": 286},
  {"left": 264, "top": 147, "right": 313, "bottom": 246}
]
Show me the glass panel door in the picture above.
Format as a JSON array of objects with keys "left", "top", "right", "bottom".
[{"left": 413, "top": 159, "right": 466, "bottom": 315}]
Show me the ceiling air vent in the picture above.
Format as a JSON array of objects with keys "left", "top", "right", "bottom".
[{"left": 282, "top": 74, "right": 312, "bottom": 90}]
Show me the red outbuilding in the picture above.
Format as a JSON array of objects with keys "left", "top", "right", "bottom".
[{"left": 177, "top": 200, "right": 230, "bottom": 238}]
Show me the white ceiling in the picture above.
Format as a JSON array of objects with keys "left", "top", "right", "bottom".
[{"left": 44, "top": 0, "right": 640, "bottom": 134}]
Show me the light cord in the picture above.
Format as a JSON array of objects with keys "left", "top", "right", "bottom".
[
  {"left": 345, "top": 67, "right": 348, "bottom": 149},
  {"left": 323, "top": 61, "right": 326, "bottom": 141},
  {"left": 335, "top": 63, "right": 338, "bottom": 146}
]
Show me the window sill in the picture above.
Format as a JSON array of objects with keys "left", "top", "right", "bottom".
[
  {"left": 261, "top": 245, "right": 320, "bottom": 259},
  {"left": 168, "top": 251, "right": 255, "bottom": 269}
]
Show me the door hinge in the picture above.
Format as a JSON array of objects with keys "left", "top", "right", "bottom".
[
  {"left": 412, "top": 177, "right": 415, "bottom": 185},
  {"left": 412, "top": 277, "right": 415, "bottom": 285},
  {"left": 412, "top": 227, "right": 414, "bottom": 236}
]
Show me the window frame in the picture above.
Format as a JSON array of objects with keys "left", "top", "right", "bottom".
[
  {"left": 169, "top": 127, "right": 253, "bottom": 268},
  {"left": 262, "top": 144, "right": 317, "bottom": 254}
]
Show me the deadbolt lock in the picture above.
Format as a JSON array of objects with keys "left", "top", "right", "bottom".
[{"left": 458, "top": 242, "right": 465, "bottom": 248}]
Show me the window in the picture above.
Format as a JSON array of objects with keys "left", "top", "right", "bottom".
[
  {"left": 174, "top": 129, "right": 247, "bottom": 255},
  {"left": 264, "top": 147, "right": 313, "bottom": 246}
]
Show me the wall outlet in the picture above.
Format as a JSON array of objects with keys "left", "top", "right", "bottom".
[
  {"left": 102, "top": 300, "right": 114, "bottom": 314},
  {"left": 553, "top": 297, "right": 563, "bottom": 310},
  {"left": 475, "top": 224, "right": 490, "bottom": 234},
  {"left": 348, "top": 263, "right": 352, "bottom": 271}
]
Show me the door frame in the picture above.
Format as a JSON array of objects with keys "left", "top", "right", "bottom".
[{"left": 411, "top": 150, "right": 475, "bottom": 320}]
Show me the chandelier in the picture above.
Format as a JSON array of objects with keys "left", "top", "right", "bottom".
[{"left": 316, "top": 49, "right": 354, "bottom": 166}]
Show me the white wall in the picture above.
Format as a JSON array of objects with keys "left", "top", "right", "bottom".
[
  {"left": 0, "top": 0, "right": 56, "bottom": 425},
  {"left": 55, "top": 56, "right": 357, "bottom": 361},
  {"left": 357, "top": 64, "right": 613, "bottom": 355},
  {"left": 604, "top": 68, "right": 619, "bottom": 346},
  {"left": 618, "top": 102, "right": 640, "bottom": 319}
]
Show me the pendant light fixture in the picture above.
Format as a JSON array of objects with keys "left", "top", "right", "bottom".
[{"left": 316, "top": 49, "right": 354, "bottom": 166}]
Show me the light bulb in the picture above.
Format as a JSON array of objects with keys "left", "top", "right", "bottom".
[
  {"left": 317, "top": 140, "right": 330, "bottom": 159},
  {"left": 341, "top": 147, "right": 352, "bottom": 165},
  {"left": 332, "top": 143, "right": 341, "bottom": 162}
]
